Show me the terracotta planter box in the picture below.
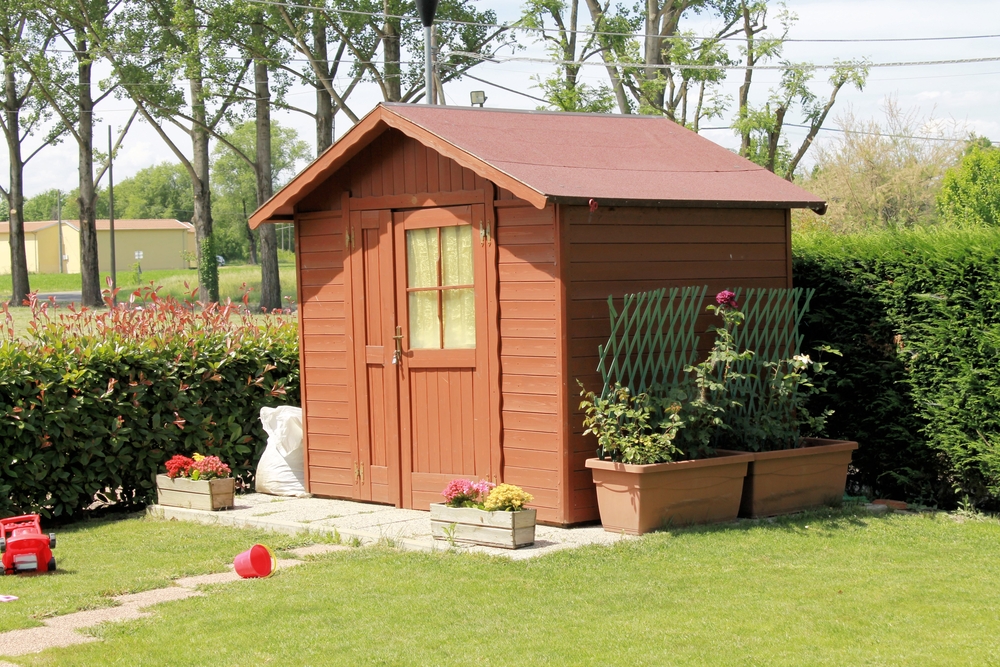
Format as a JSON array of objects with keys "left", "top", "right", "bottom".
[
  {"left": 717, "top": 437, "right": 859, "bottom": 518},
  {"left": 155, "top": 474, "right": 235, "bottom": 511},
  {"left": 585, "top": 452, "right": 754, "bottom": 535},
  {"left": 429, "top": 504, "right": 536, "bottom": 549}
]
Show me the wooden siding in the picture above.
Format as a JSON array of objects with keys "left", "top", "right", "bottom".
[
  {"left": 497, "top": 204, "right": 563, "bottom": 523},
  {"left": 297, "top": 211, "right": 352, "bottom": 499},
  {"left": 563, "top": 205, "right": 792, "bottom": 523},
  {"left": 297, "top": 129, "right": 490, "bottom": 213}
]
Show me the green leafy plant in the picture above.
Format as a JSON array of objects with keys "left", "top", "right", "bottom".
[
  {"left": 579, "top": 383, "right": 684, "bottom": 464},
  {"left": 0, "top": 282, "right": 298, "bottom": 518}
]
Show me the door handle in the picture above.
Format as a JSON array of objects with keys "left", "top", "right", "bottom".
[{"left": 392, "top": 325, "right": 403, "bottom": 365}]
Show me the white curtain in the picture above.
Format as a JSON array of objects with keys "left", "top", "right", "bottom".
[
  {"left": 406, "top": 229, "right": 441, "bottom": 349},
  {"left": 405, "top": 225, "right": 476, "bottom": 350}
]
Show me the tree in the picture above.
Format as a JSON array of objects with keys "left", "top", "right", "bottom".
[
  {"left": 24, "top": 0, "right": 122, "bottom": 307},
  {"left": 0, "top": 0, "right": 63, "bottom": 305},
  {"left": 728, "top": 2, "right": 867, "bottom": 178},
  {"left": 100, "top": 0, "right": 253, "bottom": 302},
  {"left": 112, "top": 162, "right": 194, "bottom": 221},
  {"left": 518, "top": 0, "right": 623, "bottom": 113},
  {"left": 937, "top": 141, "right": 1000, "bottom": 227},
  {"left": 795, "top": 99, "right": 965, "bottom": 233},
  {"left": 211, "top": 121, "right": 308, "bottom": 272}
]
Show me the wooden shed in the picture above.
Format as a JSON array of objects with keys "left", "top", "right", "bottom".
[{"left": 249, "top": 103, "right": 825, "bottom": 525}]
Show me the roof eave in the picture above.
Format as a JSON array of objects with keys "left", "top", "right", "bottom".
[{"left": 549, "top": 196, "right": 827, "bottom": 214}]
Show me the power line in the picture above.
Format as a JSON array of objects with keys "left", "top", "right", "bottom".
[
  {"left": 242, "top": 0, "right": 1000, "bottom": 45},
  {"left": 701, "top": 123, "right": 997, "bottom": 144}
]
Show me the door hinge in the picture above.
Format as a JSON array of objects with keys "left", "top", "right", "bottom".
[
  {"left": 345, "top": 227, "right": 354, "bottom": 250},
  {"left": 354, "top": 461, "right": 364, "bottom": 484},
  {"left": 479, "top": 220, "right": 493, "bottom": 247},
  {"left": 359, "top": 461, "right": 364, "bottom": 484}
]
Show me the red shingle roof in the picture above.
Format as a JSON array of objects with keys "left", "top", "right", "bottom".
[{"left": 250, "top": 103, "right": 825, "bottom": 227}]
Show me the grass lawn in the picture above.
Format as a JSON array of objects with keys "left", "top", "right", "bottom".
[
  {"left": 0, "top": 515, "right": 319, "bottom": 635},
  {"left": 0, "top": 264, "right": 298, "bottom": 306},
  {"left": 7, "top": 508, "right": 1000, "bottom": 666}
]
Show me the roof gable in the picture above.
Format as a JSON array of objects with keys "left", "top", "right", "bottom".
[{"left": 250, "top": 104, "right": 825, "bottom": 228}]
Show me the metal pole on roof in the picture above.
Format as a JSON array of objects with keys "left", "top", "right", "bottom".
[
  {"left": 108, "top": 125, "right": 117, "bottom": 305},
  {"left": 415, "top": 0, "right": 438, "bottom": 104}
]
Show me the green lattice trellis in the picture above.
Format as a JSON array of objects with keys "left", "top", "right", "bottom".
[
  {"left": 721, "top": 287, "right": 815, "bottom": 447},
  {"left": 597, "top": 286, "right": 707, "bottom": 398}
]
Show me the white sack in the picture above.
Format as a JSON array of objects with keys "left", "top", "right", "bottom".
[{"left": 255, "top": 406, "right": 310, "bottom": 497}]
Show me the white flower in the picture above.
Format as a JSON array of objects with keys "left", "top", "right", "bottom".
[{"left": 793, "top": 354, "right": 812, "bottom": 365}]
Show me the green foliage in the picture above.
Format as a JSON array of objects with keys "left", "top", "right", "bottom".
[
  {"left": 199, "top": 235, "right": 220, "bottom": 303},
  {"left": 0, "top": 289, "right": 298, "bottom": 518},
  {"left": 794, "top": 226, "right": 1000, "bottom": 508},
  {"left": 211, "top": 121, "right": 309, "bottom": 262},
  {"left": 937, "top": 143, "right": 1000, "bottom": 227},
  {"left": 111, "top": 162, "right": 194, "bottom": 222},
  {"left": 580, "top": 383, "right": 684, "bottom": 465}
]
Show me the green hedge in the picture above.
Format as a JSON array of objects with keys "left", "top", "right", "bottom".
[
  {"left": 793, "top": 227, "right": 1000, "bottom": 508},
  {"left": 0, "top": 296, "right": 298, "bottom": 518}
]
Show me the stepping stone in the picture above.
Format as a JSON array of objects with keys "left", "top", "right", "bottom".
[
  {"left": 0, "top": 626, "right": 99, "bottom": 657},
  {"left": 863, "top": 503, "right": 889, "bottom": 514},
  {"left": 287, "top": 544, "right": 349, "bottom": 558},
  {"left": 114, "top": 587, "right": 203, "bottom": 609}
]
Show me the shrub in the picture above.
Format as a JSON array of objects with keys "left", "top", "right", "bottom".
[
  {"left": 0, "top": 284, "right": 298, "bottom": 518},
  {"left": 794, "top": 226, "right": 1000, "bottom": 508}
]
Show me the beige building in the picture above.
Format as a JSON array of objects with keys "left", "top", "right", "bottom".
[{"left": 0, "top": 219, "right": 196, "bottom": 274}]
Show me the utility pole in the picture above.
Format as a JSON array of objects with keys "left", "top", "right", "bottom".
[
  {"left": 56, "top": 190, "right": 64, "bottom": 274},
  {"left": 108, "top": 125, "right": 117, "bottom": 304},
  {"left": 415, "top": 0, "right": 439, "bottom": 104}
]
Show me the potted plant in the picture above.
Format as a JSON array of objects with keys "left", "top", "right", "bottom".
[
  {"left": 430, "top": 480, "right": 536, "bottom": 549},
  {"left": 582, "top": 292, "right": 757, "bottom": 535},
  {"left": 156, "top": 454, "right": 235, "bottom": 511},
  {"left": 713, "top": 346, "right": 857, "bottom": 518}
]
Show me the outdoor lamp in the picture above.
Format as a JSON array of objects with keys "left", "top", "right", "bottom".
[{"left": 471, "top": 91, "right": 487, "bottom": 107}]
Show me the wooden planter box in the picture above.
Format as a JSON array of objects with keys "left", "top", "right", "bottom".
[
  {"left": 430, "top": 504, "right": 537, "bottom": 549},
  {"left": 717, "top": 438, "right": 859, "bottom": 518},
  {"left": 155, "top": 474, "right": 235, "bottom": 511},
  {"left": 585, "top": 452, "right": 754, "bottom": 535}
]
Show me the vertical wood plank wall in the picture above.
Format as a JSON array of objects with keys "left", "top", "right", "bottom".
[
  {"left": 297, "top": 211, "right": 352, "bottom": 498},
  {"left": 297, "top": 128, "right": 493, "bottom": 505},
  {"left": 563, "top": 205, "right": 791, "bottom": 523},
  {"left": 495, "top": 203, "right": 563, "bottom": 524}
]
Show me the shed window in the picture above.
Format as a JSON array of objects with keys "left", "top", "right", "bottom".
[{"left": 406, "top": 225, "right": 475, "bottom": 349}]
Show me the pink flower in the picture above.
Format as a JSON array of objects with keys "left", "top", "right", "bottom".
[
  {"left": 442, "top": 478, "right": 496, "bottom": 507},
  {"left": 715, "top": 290, "right": 738, "bottom": 309}
]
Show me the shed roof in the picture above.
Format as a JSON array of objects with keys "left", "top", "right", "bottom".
[{"left": 250, "top": 103, "right": 826, "bottom": 227}]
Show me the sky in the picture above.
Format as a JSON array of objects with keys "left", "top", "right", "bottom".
[{"left": 10, "top": 0, "right": 1000, "bottom": 199}]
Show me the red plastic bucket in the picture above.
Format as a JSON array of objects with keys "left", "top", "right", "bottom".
[{"left": 233, "top": 544, "right": 276, "bottom": 579}]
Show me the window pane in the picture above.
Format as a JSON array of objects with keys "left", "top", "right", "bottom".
[
  {"left": 441, "top": 225, "right": 474, "bottom": 286},
  {"left": 443, "top": 288, "right": 475, "bottom": 349},
  {"left": 409, "top": 291, "right": 441, "bottom": 349},
  {"left": 407, "top": 228, "right": 439, "bottom": 288}
]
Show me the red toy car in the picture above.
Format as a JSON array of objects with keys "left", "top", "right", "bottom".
[{"left": 1, "top": 515, "right": 56, "bottom": 574}]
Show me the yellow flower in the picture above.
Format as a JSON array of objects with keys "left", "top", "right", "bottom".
[
  {"left": 483, "top": 484, "right": 533, "bottom": 512},
  {"left": 192, "top": 453, "right": 205, "bottom": 462}
]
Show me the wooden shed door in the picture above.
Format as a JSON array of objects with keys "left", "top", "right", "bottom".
[
  {"left": 393, "top": 205, "right": 495, "bottom": 509},
  {"left": 348, "top": 209, "right": 400, "bottom": 505}
]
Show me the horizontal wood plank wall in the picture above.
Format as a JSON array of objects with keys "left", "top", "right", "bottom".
[
  {"left": 298, "top": 211, "right": 352, "bottom": 498},
  {"left": 497, "top": 204, "right": 562, "bottom": 524},
  {"left": 565, "top": 205, "right": 791, "bottom": 523}
]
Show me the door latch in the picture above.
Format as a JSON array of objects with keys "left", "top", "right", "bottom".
[{"left": 392, "top": 325, "right": 403, "bottom": 365}]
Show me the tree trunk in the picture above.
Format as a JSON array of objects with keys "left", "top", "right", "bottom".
[
  {"left": 255, "top": 48, "right": 280, "bottom": 312},
  {"left": 4, "top": 65, "right": 29, "bottom": 307},
  {"left": 738, "top": 4, "right": 755, "bottom": 158},
  {"left": 76, "top": 30, "right": 101, "bottom": 308},
  {"left": 383, "top": 16, "right": 401, "bottom": 102},
  {"left": 313, "top": 15, "right": 333, "bottom": 153},
  {"left": 189, "top": 74, "right": 217, "bottom": 302}
]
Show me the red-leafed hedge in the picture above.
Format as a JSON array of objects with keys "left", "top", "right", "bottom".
[{"left": 0, "top": 288, "right": 299, "bottom": 518}]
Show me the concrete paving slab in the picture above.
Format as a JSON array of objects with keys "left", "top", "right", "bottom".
[
  {"left": 150, "top": 494, "right": 633, "bottom": 559},
  {"left": 0, "top": 626, "right": 99, "bottom": 656},
  {"left": 113, "top": 587, "right": 203, "bottom": 609}
]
